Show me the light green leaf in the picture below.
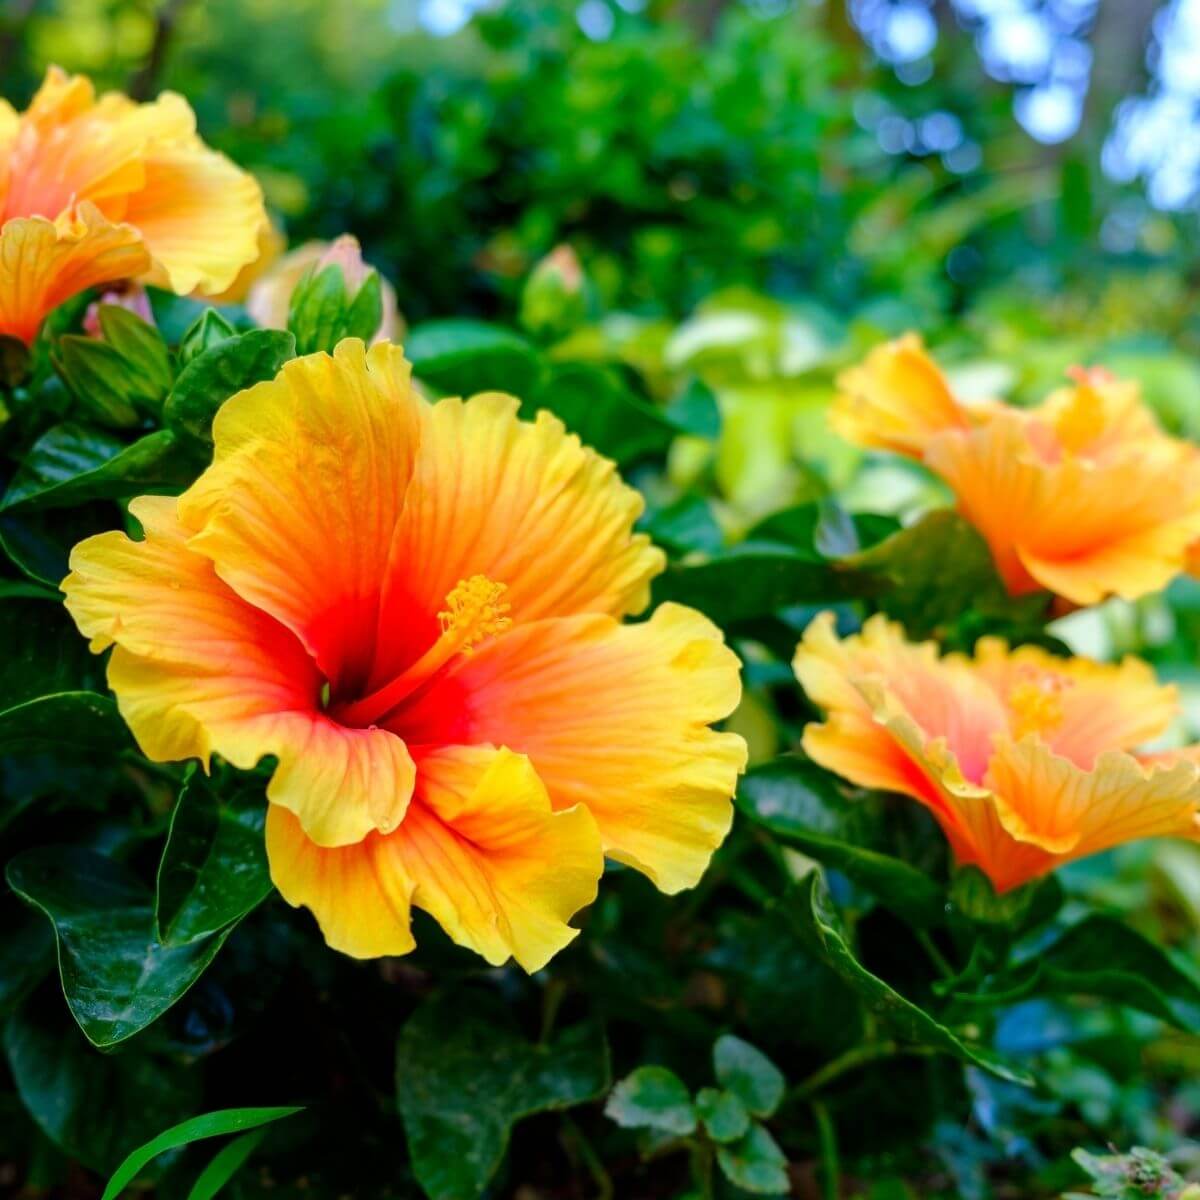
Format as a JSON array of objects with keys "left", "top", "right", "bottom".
[
  {"left": 712, "top": 1036, "right": 785, "bottom": 1118},
  {"left": 694, "top": 1087, "right": 750, "bottom": 1143},
  {"left": 605, "top": 1066, "right": 697, "bottom": 1136},
  {"left": 101, "top": 1106, "right": 303, "bottom": 1200},
  {"left": 715, "top": 1123, "right": 790, "bottom": 1195}
]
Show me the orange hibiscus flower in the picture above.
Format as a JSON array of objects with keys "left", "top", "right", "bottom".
[
  {"left": 794, "top": 612, "right": 1200, "bottom": 893},
  {"left": 0, "top": 67, "right": 266, "bottom": 344},
  {"left": 63, "top": 340, "right": 747, "bottom": 969},
  {"left": 831, "top": 335, "right": 1200, "bottom": 606}
]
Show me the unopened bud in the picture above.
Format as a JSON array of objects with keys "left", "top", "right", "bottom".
[
  {"left": 83, "top": 283, "right": 154, "bottom": 339},
  {"left": 519, "top": 245, "right": 587, "bottom": 340},
  {"left": 287, "top": 234, "right": 384, "bottom": 355}
]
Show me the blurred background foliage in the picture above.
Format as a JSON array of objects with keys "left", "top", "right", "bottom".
[{"left": 5, "top": 1, "right": 1200, "bottom": 1197}]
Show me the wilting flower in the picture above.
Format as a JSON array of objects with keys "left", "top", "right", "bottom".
[
  {"left": 831, "top": 335, "right": 1200, "bottom": 606},
  {"left": 63, "top": 340, "right": 746, "bottom": 969},
  {"left": 794, "top": 612, "right": 1200, "bottom": 893},
  {"left": 0, "top": 67, "right": 266, "bottom": 344},
  {"left": 246, "top": 236, "right": 404, "bottom": 343}
]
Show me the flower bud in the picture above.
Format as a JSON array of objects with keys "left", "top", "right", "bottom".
[
  {"left": 519, "top": 245, "right": 586, "bottom": 340},
  {"left": 286, "top": 235, "right": 385, "bottom": 355},
  {"left": 83, "top": 283, "right": 154, "bottom": 339}
]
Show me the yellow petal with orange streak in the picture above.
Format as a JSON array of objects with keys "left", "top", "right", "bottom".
[
  {"left": 830, "top": 333, "right": 971, "bottom": 460},
  {"left": 62, "top": 495, "right": 415, "bottom": 849},
  {"left": 266, "top": 805, "right": 417, "bottom": 960},
  {"left": 367, "top": 391, "right": 664, "bottom": 685},
  {"left": 122, "top": 141, "right": 267, "bottom": 295},
  {"left": 403, "top": 604, "right": 745, "bottom": 894},
  {"left": 266, "top": 746, "right": 604, "bottom": 970},
  {"left": 179, "top": 340, "right": 423, "bottom": 693},
  {"left": 0, "top": 205, "right": 149, "bottom": 344}
]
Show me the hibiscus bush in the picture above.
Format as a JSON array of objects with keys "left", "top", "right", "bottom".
[{"left": 5, "top": 4, "right": 1200, "bottom": 1200}]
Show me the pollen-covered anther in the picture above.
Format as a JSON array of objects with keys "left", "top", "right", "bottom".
[
  {"left": 437, "top": 575, "right": 512, "bottom": 654},
  {"left": 1007, "top": 674, "right": 1072, "bottom": 740}
]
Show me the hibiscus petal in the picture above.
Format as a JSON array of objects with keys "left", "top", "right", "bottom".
[
  {"left": 266, "top": 746, "right": 604, "bottom": 971},
  {"left": 179, "top": 340, "right": 423, "bottom": 694},
  {"left": 63, "top": 495, "right": 414, "bottom": 847},
  {"left": 0, "top": 204, "right": 150, "bottom": 344},
  {"left": 370, "top": 391, "right": 664, "bottom": 684},
  {"left": 401, "top": 603, "right": 746, "bottom": 894}
]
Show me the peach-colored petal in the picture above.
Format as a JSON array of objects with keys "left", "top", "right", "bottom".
[
  {"left": 179, "top": 340, "right": 423, "bottom": 694},
  {"left": 398, "top": 603, "right": 746, "bottom": 893},
  {"left": 830, "top": 333, "right": 972, "bottom": 460},
  {"left": 0, "top": 205, "right": 150, "bottom": 344},
  {"left": 63, "top": 495, "right": 415, "bottom": 848}
]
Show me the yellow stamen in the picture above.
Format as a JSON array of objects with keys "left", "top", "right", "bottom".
[
  {"left": 437, "top": 574, "right": 512, "bottom": 653},
  {"left": 1054, "top": 379, "right": 1106, "bottom": 454},
  {"left": 1007, "top": 673, "right": 1070, "bottom": 740},
  {"left": 334, "top": 575, "right": 511, "bottom": 727}
]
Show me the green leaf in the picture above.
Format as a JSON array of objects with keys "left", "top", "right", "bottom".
[
  {"left": 638, "top": 493, "right": 724, "bottom": 556},
  {"left": 651, "top": 549, "right": 846, "bottom": 625},
  {"left": 1036, "top": 915, "right": 1200, "bottom": 1030},
  {"left": 7, "top": 846, "right": 237, "bottom": 1046},
  {"left": 406, "top": 319, "right": 542, "bottom": 397},
  {"left": 178, "top": 309, "right": 237, "bottom": 367},
  {"left": 524, "top": 363, "right": 674, "bottom": 464},
  {"left": 2, "top": 424, "right": 198, "bottom": 511},
  {"left": 0, "top": 912, "right": 54, "bottom": 1018},
  {"left": 782, "top": 873, "right": 1033, "bottom": 1086},
  {"left": 605, "top": 1066, "right": 697, "bottom": 1135},
  {"left": 3, "top": 996, "right": 199, "bottom": 1172},
  {"left": 712, "top": 1035, "right": 785, "bottom": 1118},
  {"left": 715, "top": 1123, "right": 790, "bottom": 1195},
  {"left": 736, "top": 757, "right": 946, "bottom": 928},
  {"left": 665, "top": 378, "right": 721, "bottom": 439},
  {"left": 155, "top": 773, "right": 272, "bottom": 945},
  {"left": 846, "top": 510, "right": 1049, "bottom": 640},
  {"left": 164, "top": 329, "right": 296, "bottom": 445},
  {"left": 0, "top": 691, "right": 123, "bottom": 756},
  {"left": 185, "top": 1128, "right": 270, "bottom": 1200},
  {"left": 695, "top": 1087, "right": 750, "bottom": 1143},
  {"left": 101, "top": 1106, "right": 303, "bottom": 1200},
  {"left": 396, "top": 987, "right": 609, "bottom": 1200},
  {"left": 0, "top": 334, "right": 31, "bottom": 387},
  {"left": 0, "top": 502, "right": 113, "bottom": 586}
]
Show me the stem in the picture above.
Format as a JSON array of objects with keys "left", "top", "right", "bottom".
[
  {"left": 539, "top": 978, "right": 566, "bottom": 1045},
  {"left": 559, "top": 1115, "right": 614, "bottom": 1200},
  {"left": 812, "top": 1101, "right": 840, "bottom": 1200},
  {"left": 915, "top": 929, "right": 955, "bottom": 979},
  {"left": 790, "top": 1041, "right": 937, "bottom": 1101},
  {"left": 689, "top": 1139, "right": 716, "bottom": 1200}
]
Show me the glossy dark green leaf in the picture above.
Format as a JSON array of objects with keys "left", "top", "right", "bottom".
[
  {"left": 0, "top": 596, "right": 125, "bottom": 754},
  {"left": 715, "top": 1122, "right": 790, "bottom": 1195},
  {"left": 782, "top": 873, "right": 1033, "bottom": 1085},
  {"left": 185, "top": 1128, "right": 270, "bottom": 1200},
  {"left": 524, "top": 362, "right": 673, "bottom": 464},
  {"left": 406, "top": 319, "right": 542, "bottom": 397},
  {"left": 0, "top": 912, "right": 54, "bottom": 1018},
  {"left": 396, "top": 987, "right": 609, "bottom": 1200},
  {"left": 101, "top": 1106, "right": 303, "bottom": 1200},
  {"left": 7, "top": 846, "right": 236, "bottom": 1046},
  {"left": 651, "top": 549, "right": 848, "bottom": 624},
  {"left": 847, "top": 510, "right": 1049, "bottom": 640},
  {"left": 737, "top": 757, "right": 946, "bottom": 927},
  {"left": 605, "top": 1066, "right": 696, "bottom": 1135},
  {"left": 2, "top": 424, "right": 197, "bottom": 511},
  {"left": 164, "top": 329, "right": 296, "bottom": 445},
  {"left": 1036, "top": 915, "right": 1200, "bottom": 1030},
  {"left": 156, "top": 773, "right": 272, "bottom": 946},
  {"left": 695, "top": 1087, "right": 750, "bottom": 1143},
  {"left": 638, "top": 493, "right": 724, "bottom": 556},
  {"left": 0, "top": 501, "right": 114, "bottom": 586},
  {"left": 713, "top": 1035, "right": 785, "bottom": 1118},
  {"left": 3, "top": 996, "right": 199, "bottom": 1172}
]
